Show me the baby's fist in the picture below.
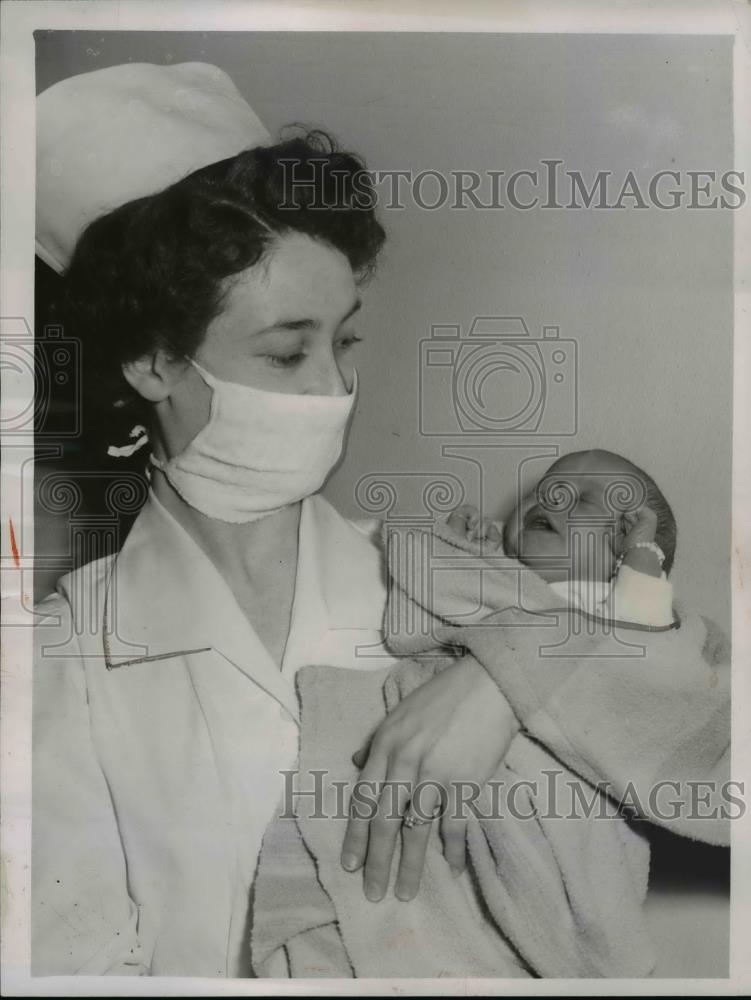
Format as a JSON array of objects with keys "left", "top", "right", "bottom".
[
  {"left": 446, "top": 504, "right": 503, "bottom": 549},
  {"left": 621, "top": 504, "right": 658, "bottom": 550}
]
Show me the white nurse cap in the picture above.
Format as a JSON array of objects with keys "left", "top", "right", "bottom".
[{"left": 36, "top": 61, "right": 271, "bottom": 273}]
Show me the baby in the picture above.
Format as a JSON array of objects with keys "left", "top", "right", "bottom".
[{"left": 446, "top": 449, "right": 677, "bottom": 628}]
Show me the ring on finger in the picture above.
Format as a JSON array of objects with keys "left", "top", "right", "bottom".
[{"left": 402, "top": 804, "right": 441, "bottom": 829}]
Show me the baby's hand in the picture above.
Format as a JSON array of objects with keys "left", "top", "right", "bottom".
[
  {"left": 445, "top": 504, "right": 503, "bottom": 549},
  {"left": 621, "top": 504, "right": 658, "bottom": 549}
]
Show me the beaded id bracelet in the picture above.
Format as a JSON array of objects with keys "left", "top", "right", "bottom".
[{"left": 614, "top": 540, "right": 666, "bottom": 575}]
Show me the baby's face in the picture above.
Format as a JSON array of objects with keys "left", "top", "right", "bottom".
[{"left": 503, "top": 452, "right": 638, "bottom": 583}]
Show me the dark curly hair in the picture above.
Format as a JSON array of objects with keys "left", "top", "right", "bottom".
[{"left": 62, "top": 128, "right": 386, "bottom": 451}]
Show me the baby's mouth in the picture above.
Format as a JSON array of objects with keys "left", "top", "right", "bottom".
[{"left": 523, "top": 506, "right": 555, "bottom": 532}]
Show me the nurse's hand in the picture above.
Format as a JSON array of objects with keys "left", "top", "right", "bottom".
[{"left": 340, "top": 655, "right": 518, "bottom": 902}]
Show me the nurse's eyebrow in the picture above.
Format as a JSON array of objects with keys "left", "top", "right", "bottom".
[{"left": 256, "top": 298, "right": 361, "bottom": 335}]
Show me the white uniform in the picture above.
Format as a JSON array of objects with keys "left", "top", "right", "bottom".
[{"left": 32, "top": 490, "right": 393, "bottom": 977}]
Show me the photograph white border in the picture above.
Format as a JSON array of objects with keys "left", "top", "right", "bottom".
[{"left": 2, "top": 1, "right": 749, "bottom": 996}]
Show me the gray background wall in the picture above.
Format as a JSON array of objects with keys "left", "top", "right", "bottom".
[{"left": 36, "top": 31, "right": 733, "bottom": 630}]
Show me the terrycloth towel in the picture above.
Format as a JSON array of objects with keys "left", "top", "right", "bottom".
[{"left": 253, "top": 529, "right": 727, "bottom": 977}]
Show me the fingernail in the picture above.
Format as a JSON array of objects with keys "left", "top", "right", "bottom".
[
  {"left": 341, "top": 852, "right": 359, "bottom": 871},
  {"left": 395, "top": 887, "right": 414, "bottom": 902},
  {"left": 365, "top": 882, "right": 383, "bottom": 902},
  {"left": 449, "top": 865, "right": 464, "bottom": 878}
]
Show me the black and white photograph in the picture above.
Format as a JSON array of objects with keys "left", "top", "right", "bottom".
[{"left": 1, "top": 0, "right": 750, "bottom": 995}]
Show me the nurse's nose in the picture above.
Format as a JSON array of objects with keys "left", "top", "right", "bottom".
[{"left": 304, "top": 352, "right": 350, "bottom": 396}]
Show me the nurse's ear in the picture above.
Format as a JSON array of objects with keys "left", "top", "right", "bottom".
[{"left": 121, "top": 349, "right": 189, "bottom": 403}]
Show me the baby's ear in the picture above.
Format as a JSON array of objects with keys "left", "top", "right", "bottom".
[
  {"left": 620, "top": 509, "right": 640, "bottom": 532},
  {"left": 613, "top": 513, "right": 633, "bottom": 553}
]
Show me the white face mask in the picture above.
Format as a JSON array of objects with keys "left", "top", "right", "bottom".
[{"left": 150, "top": 359, "right": 357, "bottom": 523}]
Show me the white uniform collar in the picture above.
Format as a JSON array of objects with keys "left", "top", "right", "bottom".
[{"left": 101, "top": 491, "right": 387, "bottom": 717}]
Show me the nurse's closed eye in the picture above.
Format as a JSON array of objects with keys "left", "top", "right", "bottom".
[
  {"left": 267, "top": 351, "right": 306, "bottom": 369},
  {"left": 336, "top": 333, "right": 362, "bottom": 352}
]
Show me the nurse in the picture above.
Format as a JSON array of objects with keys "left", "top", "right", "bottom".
[
  {"left": 33, "top": 61, "right": 514, "bottom": 977},
  {"left": 33, "top": 60, "right": 730, "bottom": 980}
]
